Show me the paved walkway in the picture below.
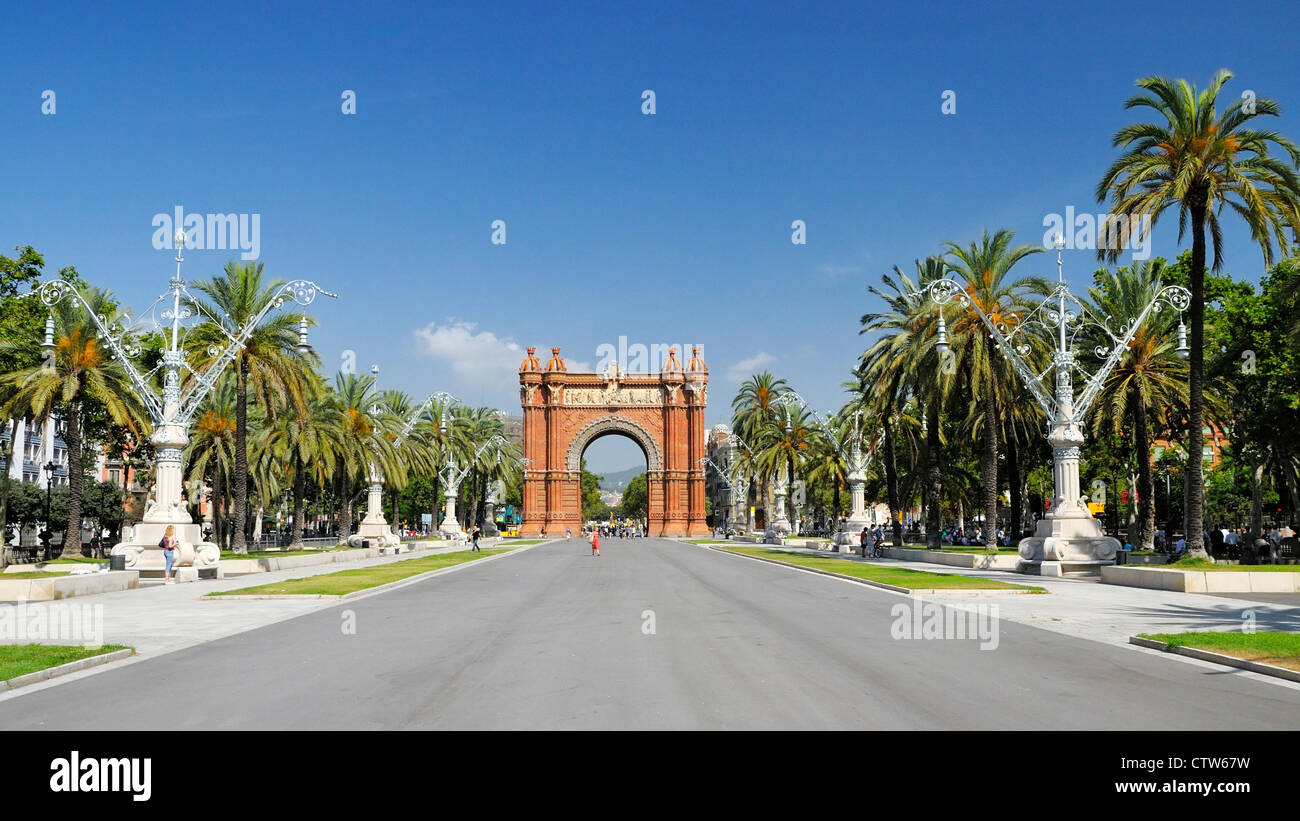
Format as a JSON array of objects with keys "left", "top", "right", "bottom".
[
  {"left": 2, "top": 538, "right": 1297, "bottom": 729},
  {"left": 715, "top": 542, "right": 1300, "bottom": 647},
  {"left": 0, "top": 540, "right": 541, "bottom": 681}
]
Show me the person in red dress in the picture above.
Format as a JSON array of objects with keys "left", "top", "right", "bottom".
[{"left": 590, "top": 528, "right": 601, "bottom": 557}]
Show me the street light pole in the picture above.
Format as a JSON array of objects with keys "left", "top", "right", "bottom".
[
  {"left": 928, "top": 235, "right": 1190, "bottom": 575},
  {"left": 28, "top": 232, "right": 336, "bottom": 574},
  {"left": 356, "top": 389, "right": 460, "bottom": 548},
  {"left": 725, "top": 432, "right": 761, "bottom": 535},
  {"left": 41, "top": 460, "right": 56, "bottom": 561},
  {"left": 776, "top": 392, "right": 878, "bottom": 552}
]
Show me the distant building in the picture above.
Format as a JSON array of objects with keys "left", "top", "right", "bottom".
[
  {"left": 705, "top": 423, "right": 737, "bottom": 530},
  {"left": 1153, "top": 419, "right": 1228, "bottom": 467},
  {"left": 0, "top": 417, "right": 69, "bottom": 488}
]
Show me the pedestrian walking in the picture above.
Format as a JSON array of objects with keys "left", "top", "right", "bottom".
[
  {"left": 590, "top": 528, "right": 601, "bottom": 557},
  {"left": 471, "top": 525, "right": 481, "bottom": 552},
  {"left": 159, "top": 525, "right": 177, "bottom": 584}
]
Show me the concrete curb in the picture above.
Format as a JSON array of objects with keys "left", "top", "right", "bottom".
[
  {"left": 203, "top": 544, "right": 539, "bottom": 602},
  {"left": 0, "top": 571, "right": 139, "bottom": 602},
  {"left": 692, "top": 542, "right": 1044, "bottom": 595},
  {"left": 692, "top": 543, "right": 920, "bottom": 594},
  {"left": 1, "top": 647, "right": 134, "bottom": 692},
  {"left": 1129, "top": 636, "right": 1300, "bottom": 684}
]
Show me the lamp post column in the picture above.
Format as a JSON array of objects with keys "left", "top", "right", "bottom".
[
  {"left": 765, "top": 464, "right": 792, "bottom": 543},
  {"left": 832, "top": 438, "right": 872, "bottom": 551}
]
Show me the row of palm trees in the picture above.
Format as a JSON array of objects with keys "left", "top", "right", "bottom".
[
  {"left": 730, "top": 70, "right": 1300, "bottom": 558},
  {"left": 1, "top": 261, "right": 521, "bottom": 558}
]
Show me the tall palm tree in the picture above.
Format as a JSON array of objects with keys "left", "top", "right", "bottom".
[
  {"left": 189, "top": 262, "right": 316, "bottom": 553},
  {"left": 859, "top": 257, "right": 951, "bottom": 546},
  {"left": 185, "top": 373, "right": 237, "bottom": 549},
  {"left": 2, "top": 287, "right": 148, "bottom": 556},
  {"left": 331, "top": 371, "right": 404, "bottom": 544},
  {"left": 754, "top": 402, "right": 819, "bottom": 530},
  {"left": 256, "top": 375, "right": 345, "bottom": 550},
  {"left": 731, "top": 372, "right": 788, "bottom": 526},
  {"left": 1084, "top": 260, "right": 1190, "bottom": 551},
  {"left": 942, "top": 230, "right": 1044, "bottom": 548},
  {"left": 1097, "top": 69, "right": 1300, "bottom": 557}
]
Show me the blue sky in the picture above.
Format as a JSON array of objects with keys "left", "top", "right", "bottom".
[{"left": 3, "top": 0, "right": 1299, "bottom": 472}]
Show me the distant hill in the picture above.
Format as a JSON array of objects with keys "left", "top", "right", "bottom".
[{"left": 597, "top": 465, "right": 644, "bottom": 492}]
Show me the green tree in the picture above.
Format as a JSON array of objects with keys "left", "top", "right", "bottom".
[
  {"left": 2, "top": 286, "right": 148, "bottom": 557},
  {"left": 859, "top": 257, "right": 952, "bottom": 547},
  {"left": 189, "top": 262, "right": 316, "bottom": 553},
  {"left": 581, "top": 460, "right": 606, "bottom": 521},
  {"left": 1097, "top": 69, "right": 1300, "bottom": 557},
  {"left": 942, "top": 230, "right": 1045, "bottom": 548},
  {"left": 0, "top": 249, "right": 80, "bottom": 566},
  {"left": 620, "top": 473, "right": 648, "bottom": 521},
  {"left": 1084, "top": 259, "right": 1189, "bottom": 549}
]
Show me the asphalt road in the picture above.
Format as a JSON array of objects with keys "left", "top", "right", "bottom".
[{"left": 3, "top": 538, "right": 1299, "bottom": 730}]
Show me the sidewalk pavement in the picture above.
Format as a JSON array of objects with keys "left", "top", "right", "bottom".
[
  {"left": 716, "top": 543, "right": 1300, "bottom": 647},
  {"left": 1, "top": 540, "right": 536, "bottom": 662}
]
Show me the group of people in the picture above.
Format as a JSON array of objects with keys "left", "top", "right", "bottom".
[
  {"left": 1153, "top": 524, "right": 1294, "bottom": 562},
  {"left": 939, "top": 527, "right": 1010, "bottom": 547},
  {"left": 583, "top": 524, "right": 642, "bottom": 539},
  {"left": 857, "top": 525, "right": 887, "bottom": 558}
]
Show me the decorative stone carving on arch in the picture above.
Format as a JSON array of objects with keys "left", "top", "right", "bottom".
[
  {"left": 565, "top": 415, "right": 663, "bottom": 473},
  {"left": 518, "top": 345, "right": 709, "bottom": 537}
]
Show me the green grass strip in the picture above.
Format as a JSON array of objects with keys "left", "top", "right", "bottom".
[
  {"left": 1139, "top": 631, "right": 1300, "bottom": 672},
  {"left": 1, "top": 571, "right": 69, "bottom": 579},
  {"left": 713, "top": 546, "right": 1043, "bottom": 591},
  {"left": 1167, "top": 558, "right": 1300, "bottom": 571},
  {"left": 0, "top": 644, "right": 131, "bottom": 681},
  {"left": 207, "top": 548, "right": 512, "bottom": 597},
  {"left": 220, "top": 548, "right": 351, "bottom": 559}
]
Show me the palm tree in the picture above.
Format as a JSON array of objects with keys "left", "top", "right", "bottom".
[
  {"left": 188, "top": 262, "right": 316, "bottom": 553},
  {"left": 185, "top": 374, "right": 237, "bottom": 550},
  {"left": 754, "top": 402, "right": 819, "bottom": 531},
  {"left": 1084, "top": 260, "right": 1189, "bottom": 551},
  {"left": 256, "top": 375, "right": 345, "bottom": 550},
  {"left": 731, "top": 372, "right": 789, "bottom": 526},
  {"left": 859, "top": 257, "right": 951, "bottom": 547},
  {"left": 1097, "top": 69, "right": 1300, "bottom": 557},
  {"left": 331, "top": 371, "right": 404, "bottom": 543},
  {"left": 942, "top": 230, "right": 1044, "bottom": 548},
  {"left": 2, "top": 287, "right": 148, "bottom": 557}
]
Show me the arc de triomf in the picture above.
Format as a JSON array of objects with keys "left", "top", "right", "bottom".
[{"left": 518, "top": 345, "right": 710, "bottom": 537}]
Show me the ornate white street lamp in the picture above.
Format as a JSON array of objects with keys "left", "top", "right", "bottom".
[
  {"left": 723, "top": 431, "right": 761, "bottom": 535},
  {"left": 698, "top": 454, "right": 750, "bottom": 538},
  {"left": 356, "top": 388, "right": 459, "bottom": 548},
  {"left": 438, "top": 426, "right": 516, "bottom": 538},
  {"left": 29, "top": 232, "right": 336, "bottom": 574},
  {"left": 762, "top": 410, "right": 796, "bottom": 542},
  {"left": 927, "top": 235, "right": 1190, "bottom": 575},
  {"left": 777, "top": 392, "right": 879, "bottom": 551}
]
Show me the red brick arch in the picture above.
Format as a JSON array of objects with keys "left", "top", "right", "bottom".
[{"left": 519, "top": 346, "right": 710, "bottom": 537}]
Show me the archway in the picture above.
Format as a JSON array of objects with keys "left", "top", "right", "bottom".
[
  {"left": 518, "top": 346, "right": 709, "bottom": 537},
  {"left": 577, "top": 430, "right": 650, "bottom": 528}
]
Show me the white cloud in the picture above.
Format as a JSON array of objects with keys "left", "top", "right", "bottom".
[
  {"left": 413, "top": 320, "right": 524, "bottom": 388},
  {"left": 412, "top": 320, "right": 591, "bottom": 388},
  {"left": 726, "top": 352, "right": 775, "bottom": 382},
  {"left": 820, "top": 248, "right": 873, "bottom": 280}
]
